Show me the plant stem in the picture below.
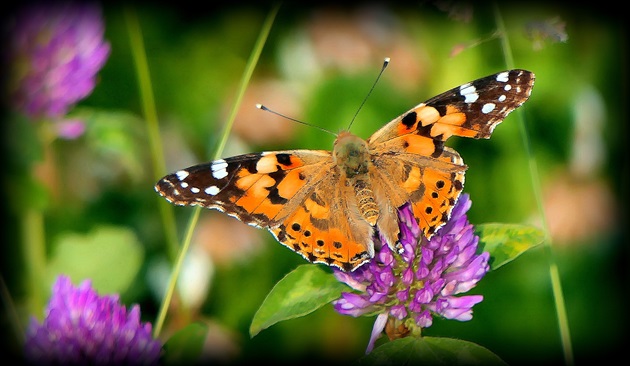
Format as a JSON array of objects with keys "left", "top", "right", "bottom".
[
  {"left": 22, "top": 208, "right": 46, "bottom": 318},
  {"left": 493, "top": 4, "right": 574, "bottom": 365},
  {"left": 125, "top": 6, "right": 179, "bottom": 262},
  {"left": 151, "top": 2, "right": 280, "bottom": 338}
]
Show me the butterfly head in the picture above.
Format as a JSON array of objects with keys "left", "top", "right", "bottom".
[{"left": 333, "top": 131, "right": 370, "bottom": 177}]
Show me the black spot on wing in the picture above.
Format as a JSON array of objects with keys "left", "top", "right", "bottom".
[
  {"left": 401, "top": 111, "right": 417, "bottom": 129},
  {"left": 433, "top": 103, "right": 447, "bottom": 116},
  {"left": 432, "top": 140, "right": 444, "bottom": 158},
  {"left": 267, "top": 186, "right": 289, "bottom": 204},
  {"left": 276, "top": 153, "right": 292, "bottom": 166},
  {"left": 219, "top": 153, "right": 263, "bottom": 175},
  {"left": 256, "top": 168, "right": 290, "bottom": 205},
  {"left": 276, "top": 225, "right": 287, "bottom": 241}
]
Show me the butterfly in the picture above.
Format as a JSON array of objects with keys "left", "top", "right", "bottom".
[{"left": 155, "top": 69, "right": 535, "bottom": 271}]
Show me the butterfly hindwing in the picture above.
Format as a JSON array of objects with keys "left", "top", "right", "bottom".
[{"left": 270, "top": 176, "right": 374, "bottom": 271}]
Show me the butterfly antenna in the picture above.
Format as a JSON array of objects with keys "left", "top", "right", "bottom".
[
  {"left": 347, "top": 57, "right": 390, "bottom": 130},
  {"left": 256, "top": 104, "right": 337, "bottom": 137}
]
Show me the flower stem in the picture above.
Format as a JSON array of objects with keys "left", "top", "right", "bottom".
[
  {"left": 21, "top": 208, "right": 46, "bottom": 318},
  {"left": 212, "top": 4, "right": 280, "bottom": 159},
  {"left": 493, "top": 4, "right": 574, "bottom": 366},
  {"left": 124, "top": 6, "right": 179, "bottom": 262},
  {"left": 151, "top": 2, "right": 280, "bottom": 338}
]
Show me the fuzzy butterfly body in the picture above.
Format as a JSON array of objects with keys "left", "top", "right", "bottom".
[{"left": 155, "top": 69, "right": 535, "bottom": 271}]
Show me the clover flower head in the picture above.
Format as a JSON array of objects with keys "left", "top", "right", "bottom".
[
  {"left": 24, "top": 275, "right": 162, "bottom": 365},
  {"left": 333, "top": 193, "right": 489, "bottom": 353},
  {"left": 7, "top": 2, "right": 110, "bottom": 125}
]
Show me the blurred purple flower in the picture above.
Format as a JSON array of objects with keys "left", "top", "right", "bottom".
[
  {"left": 333, "top": 194, "right": 489, "bottom": 353},
  {"left": 24, "top": 275, "right": 162, "bottom": 365},
  {"left": 54, "top": 119, "right": 87, "bottom": 139},
  {"left": 7, "top": 2, "right": 110, "bottom": 123}
]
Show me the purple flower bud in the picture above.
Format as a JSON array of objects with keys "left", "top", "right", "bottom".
[
  {"left": 414, "top": 310, "right": 433, "bottom": 328},
  {"left": 366, "top": 313, "right": 388, "bottom": 354},
  {"left": 438, "top": 295, "right": 484, "bottom": 321},
  {"left": 396, "top": 289, "right": 409, "bottom": 302},
  {"left": 401, "top": 266, "right": 414, "bottom": 286},
  {"left": 390, "top": 304, "right": 408, "bottom": 320}
]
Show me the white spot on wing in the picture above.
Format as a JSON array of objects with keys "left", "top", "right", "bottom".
[
  {"left": 496, "top": 72, "right": 509, "bottom": 82},
  {"left": 459, "top": 83, "right": 479, "bottom": 103},
  {"left": 482, "top": 103, "right": 496, "bottom": 114},
  {"left": 212, "top": 159, "right": 228, "bottom": 179},
  {"left": 205, "top": 186, "right": 220, "bottom": 195},
  {"left": 176, "top": 170, "right": 189, "bottom": 180},
  {"left": 498, "top": 95, "right": 507, "bottom": 102},
  {"left": 504, "top": 84, "right": 512, "bottom": 91},
  {"left": 191, "top": 187, "right": 200, "bottom": 193},
  {"left": 181, "top": 182, "right": 188, "bottom": 188}
]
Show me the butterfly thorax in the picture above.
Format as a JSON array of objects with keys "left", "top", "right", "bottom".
[
  {"left": 333, "top": 131, "right": 379, "bottom": 226},
  {"left": 333, "top": 131, "right": 370, "bottom": 176}
]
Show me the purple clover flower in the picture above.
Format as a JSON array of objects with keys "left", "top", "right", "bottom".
[
  {"left": 6, "top": 2, "right": 110, "bottom": 133},
  {"left": 24, "top": 275, "right": 162, "bottom": 365},
  {"left": 333, "top": 193, "right": 489, "bottom": 353}
]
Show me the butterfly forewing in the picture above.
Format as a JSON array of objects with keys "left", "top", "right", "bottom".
[
  {"left": 155, "top": 149, "right": 374, "bottom": 271},
  {"left": 156, "top": 151, "right": 323, "bottom": 227},
  {"left": 421, "top": 69, "right": 534, "bottom": 140},
  {"left": 368, "top": 69, "right": 534, "bottom": 242},
  {"left": 156, "top": 69, "right": 535, "bottom": 271}
]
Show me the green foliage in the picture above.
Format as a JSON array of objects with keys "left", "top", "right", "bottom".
[
  {"left": 47, "top": 226, "right": 143, "bottom": 295},
  {"left": 476, "top": 223, "right": 545, "bottom": 270},
  {"left": 250, "top": 265, "right": 348, "bottom": 337},
  {"left": 163, "top": 323, "right": 209, "bottom": 365},
  {"left": 359, "top": 337, "right": 507, "bottom": 366}
]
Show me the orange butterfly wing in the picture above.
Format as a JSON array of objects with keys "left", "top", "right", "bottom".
[
  {"left": 368, "top": 69, "right": 535, "bottom": 240},
  {"left": 155, "top": 150, "right": 373, "bottom": 271}
]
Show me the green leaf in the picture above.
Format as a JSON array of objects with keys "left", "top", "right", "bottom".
[
  {"left": 358, "top": 336, "right": 507, "bottom": 366},
  {"left": 163, "top": 322, "right": 208, "bottom": 365},
  {"left": 249, "top": 264, "right": 348, "bottom": 337},
  {"left": 476, "top": 223, "right": 545, "bottom": 271},
  {"left": 47, "top": 225, "right": 143, "bottom": 294}
]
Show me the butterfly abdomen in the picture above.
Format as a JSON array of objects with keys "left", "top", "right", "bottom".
[
  {"left": 353, "top": 179, "right": 379, "bottom": 226},
  {"left": 333, "top": 132, "right": 381, "bottom": 226}
]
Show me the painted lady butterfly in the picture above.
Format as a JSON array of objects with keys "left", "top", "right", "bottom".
[{"left": 155, "top": 69, "right": 535, "bottom": 271}]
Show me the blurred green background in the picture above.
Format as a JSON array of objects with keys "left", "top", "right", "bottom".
[{"left": 2, "top": 1, "right": 626, "bottom": 364}]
